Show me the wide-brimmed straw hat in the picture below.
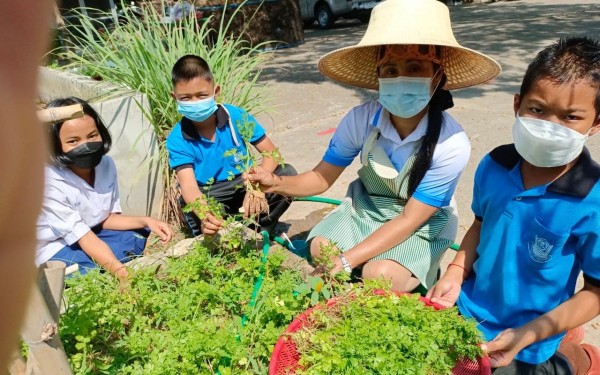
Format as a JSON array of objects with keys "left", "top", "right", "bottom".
[{"left": 317, "top": 0, "right": 501, "bottom": 90}]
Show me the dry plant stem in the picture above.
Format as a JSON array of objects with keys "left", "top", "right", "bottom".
[{"left": 242, "top": 181, "right": 269, "bottom": 218}]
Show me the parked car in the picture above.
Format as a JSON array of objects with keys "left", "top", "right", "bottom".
[{"left": 299, "top": 0, "right": 380, "bottom": 28}]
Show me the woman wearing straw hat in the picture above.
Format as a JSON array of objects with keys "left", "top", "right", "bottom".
[{"left": 245, "top": 0, "right": 500, "bottom": 292}]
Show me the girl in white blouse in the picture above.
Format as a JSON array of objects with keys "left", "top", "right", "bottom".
[{"left": 36, "top": 97, "right": 173, "bottom": 280}]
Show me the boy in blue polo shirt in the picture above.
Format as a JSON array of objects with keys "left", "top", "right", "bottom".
[
  {"left": 427, "top": 37, "right": 600, "bottom": 374},
  {"left": 166, "top": 55, "right": 297, "bottom": 236}
]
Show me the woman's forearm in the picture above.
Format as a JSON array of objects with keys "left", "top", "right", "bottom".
[
  {"left": 270, "top": 170, "right": 332, "bottom": 197},
  {"left": 269, "top": 160, "right": 345, "bottom": 197}
]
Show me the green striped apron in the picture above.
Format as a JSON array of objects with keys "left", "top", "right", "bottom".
[{"left": 308, "top": 109, "right": 456, "bottom": 289}]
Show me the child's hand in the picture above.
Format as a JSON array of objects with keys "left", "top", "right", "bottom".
[
  {"left": 483, "top": 328, "right": 529, "bottom": 368},
  {"left": 426, "top": 278, "right": 461, "bottom": 307},
  {"left": 243, "top": 166, "right": 279, "bottom": 193},
  {"left": 201, "top": 212, "right": 222, "bottom": 236},
  {"left": 146, "top": 218, "right": 173, "bottom": 243}
]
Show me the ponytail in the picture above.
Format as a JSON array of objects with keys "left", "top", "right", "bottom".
[{"left": 406, "top": 75, "right": 453, "bottom": 197}]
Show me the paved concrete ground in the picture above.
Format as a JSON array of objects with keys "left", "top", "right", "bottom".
[{"left": 255, "top": 0, "right": 600, "bottom": 347}]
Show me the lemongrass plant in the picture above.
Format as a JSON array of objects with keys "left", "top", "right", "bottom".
[{"left": 57, "top": 1, "right": 273, "bottom": 224}]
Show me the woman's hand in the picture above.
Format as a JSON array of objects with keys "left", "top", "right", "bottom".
[
  {"left": 201, "top": 212, "right": 222, "bottom": 236},
  {"left": 483, "top": 328, "right": 530, "bottom": 368},
  {"left": 145, "top": 218, "right": 173, "bottom": 243},
  {"left": 426, "top": 278, "right": 461, "bottom": 307},
  {"left": 311, "top": 255, "right": 344, "bottom": 277},
  {"left": 243, "top": 166, "right": 279, "bottom": 193}
]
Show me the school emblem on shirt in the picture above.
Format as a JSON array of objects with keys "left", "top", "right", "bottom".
[{"left": 528, "top": 235, "right": 553, "bottom": 263}]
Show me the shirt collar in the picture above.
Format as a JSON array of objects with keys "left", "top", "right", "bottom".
[
  {"left": 181, "top": 104, "right": 229, "bottom": 140},
  {"left": 489, "top": 144, "right": 600, "bottom": 198},
  {"left": 376, "top": 107, "right": 428, "bottom": 145}
]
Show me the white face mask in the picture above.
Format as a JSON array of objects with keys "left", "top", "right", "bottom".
[{"left": 512, "top": 115, "right": 589, "bottom": 167}]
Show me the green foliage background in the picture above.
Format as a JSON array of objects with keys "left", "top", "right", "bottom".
[{"left": 58, "top": 1, "right": 272, "bottom": 223}]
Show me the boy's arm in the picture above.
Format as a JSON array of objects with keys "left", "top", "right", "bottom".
[
  {"left": 484, "top": 280, "right": 600, "bottom": 367},
  {"left": 176, "top": 167, "right": 222, "bottom": 234},
  {"left": 177, "top": 166, "right": 203, "bottom": 205},
  {"left": 426, "top": 217, "right": 481, "bottom": 307},
  {"left": 253, "top": 136, "right": 279, "bottom": 173}
]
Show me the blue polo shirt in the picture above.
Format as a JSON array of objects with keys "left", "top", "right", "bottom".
[
  {"left": 457, "top": 144, "right": 600, "bottom": 364},
  {"left": 166, "top": 104, "right": 266, "bottom": 185}
]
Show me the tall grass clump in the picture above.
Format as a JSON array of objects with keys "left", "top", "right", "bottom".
[{"left": 58, "top": 1, "right": 273, "bottom": 224}]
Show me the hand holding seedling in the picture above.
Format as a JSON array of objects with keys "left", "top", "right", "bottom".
[
  {"left": 243, "top": 165, "right": 280, "bottom": 194},
  {"left": 226, "top": 117, "right": 285, "bottom": 219},
  {"left": 311, "top": 255, "right": 343, "bottom": 277},
  {"left": 183, "top": 195, "right": 225, "bottom": 236},
  {"left": 483, "top": 328, "right": 530, "bottom": 368},
  {"left": 201, "top": 212, "right": 223, "bottom": 235}
]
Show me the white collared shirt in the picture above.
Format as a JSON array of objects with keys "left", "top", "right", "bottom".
[
  {"left": 322, "top": 100, "right": 470, "bottom": 207},
  {"left": 35, "top": 156, "right": 122, "bottom": 266}
]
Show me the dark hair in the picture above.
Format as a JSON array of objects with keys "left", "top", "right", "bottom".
[
  {"left": 171, "top": 54, "right": 214, "bottom": 86},
  {"left": 406, "top": 72, "right": 453, "bottom": 197},
  {"left": 46, "top": 97, "right": 112, "bottom": 166},
  {"left": 520, "top": 36, "right": 600, "bottom": 116}
]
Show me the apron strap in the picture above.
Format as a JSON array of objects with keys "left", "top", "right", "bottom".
[
  {"left": 219, "top": 105, "right": 241, "bottom": 147},
  {"left": 361, "top": 107, "right": 383, "bottom": 167}
]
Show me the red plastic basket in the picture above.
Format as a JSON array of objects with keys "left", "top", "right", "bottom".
[{"left": 269, "top": 291, "right": 491, "bottom": 375}]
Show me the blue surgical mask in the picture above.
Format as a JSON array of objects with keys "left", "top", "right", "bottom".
[
  {"left": 177, "top": 96, "right": 218, "bottom": 122},
  {"left": 378, "top": 76, "right": 434, "bottom": 118}
]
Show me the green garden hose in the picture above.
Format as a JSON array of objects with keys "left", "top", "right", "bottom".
[{"left": 241, "top": 230, "right": 270, "bottom": 328}]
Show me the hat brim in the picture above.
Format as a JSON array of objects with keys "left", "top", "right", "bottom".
[{"left": 318, "top": 44, "right": 501, "bottom": 90}]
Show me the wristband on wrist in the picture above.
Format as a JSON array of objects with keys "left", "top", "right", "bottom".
[
  {"left": 338, "top": 254, "right": 352, "bottom": 273},
  {"left": 448, "top": 263, "right": 469, "bottom": 276}
]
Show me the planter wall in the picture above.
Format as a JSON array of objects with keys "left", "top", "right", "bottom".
[{"left": 38, "top": 67, "right": 163, "bottom": 217}]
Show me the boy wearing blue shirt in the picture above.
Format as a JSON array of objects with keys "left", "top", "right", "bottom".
[
  {"left": 428, "top": 37, "right": 600, "bottom": 374},
  {"left": 166, "top": 55, "right": 296, "bottom": 236}
]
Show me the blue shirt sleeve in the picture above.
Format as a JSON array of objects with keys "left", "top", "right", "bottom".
[
  {"left": 471, "top": 154, "right": 490, "bottom": 219},
  {"left": 166, "top": 123, "right": 195, "bottom": 169},
  {"left": 577, "top": 188, "right": 600, "bottom": 283},
  {"left": 322, "top": 106, "right": 370, "bottom": 167},
  {"left": 578, "top": 231, "right": 600, "bottom": 283}
]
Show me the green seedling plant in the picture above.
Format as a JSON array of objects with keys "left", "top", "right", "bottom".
[
  {"left": 223, "top": 115, "right": 284, "bottom": 221},
  {"left": 293, "top": 275, "right": 331, "bottom": 306},
  {"left": 182, "top": 179, "right": 251, "bottom": 252},
  {"left": 294, "top": 241, "right": 350, "bottom": 306},
  {"left": 59, "top": 241, "right": 311, "bottom": 374}
]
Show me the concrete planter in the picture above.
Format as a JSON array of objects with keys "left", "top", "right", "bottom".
[{"left": 38, "top": 67, "right": 163, "bottom": 217}]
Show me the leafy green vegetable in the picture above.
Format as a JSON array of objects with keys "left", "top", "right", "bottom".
[
  {"left": 293, "top": 284, "right": 484, "bottom": 375},
  {"left": 60, "top": 243, "right": 310, "bottom": 374}
]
